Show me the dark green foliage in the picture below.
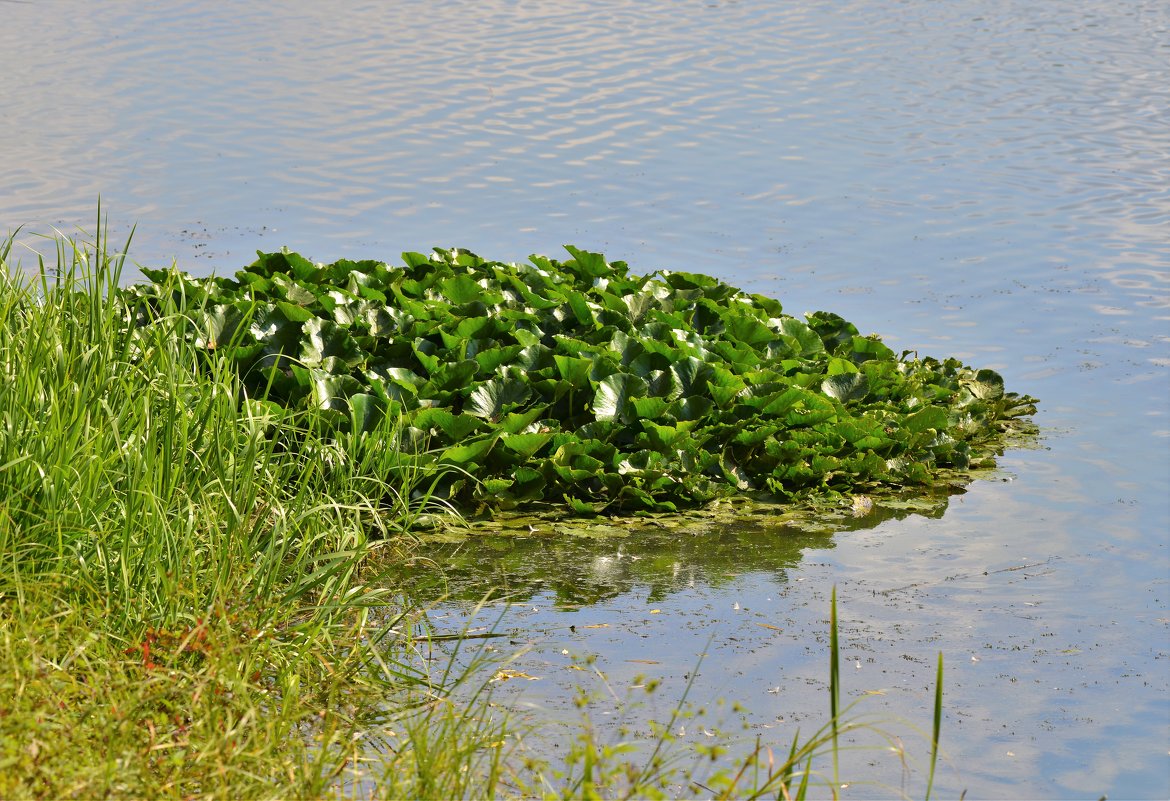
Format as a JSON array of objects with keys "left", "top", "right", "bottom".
[{"left": 122, "top": 247, "right": 1038, "bottom": 513}]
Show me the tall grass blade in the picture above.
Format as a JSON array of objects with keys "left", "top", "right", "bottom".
[
  {"left": 925, "top": 650, "right": 944, "bottom": 800},
  {"left": 829, "top": 585, "right": 840, "bottom": 787}
]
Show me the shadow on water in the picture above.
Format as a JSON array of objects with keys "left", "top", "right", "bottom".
[{"left": 384, "top": 487, "right": 960, "bottom": 609}]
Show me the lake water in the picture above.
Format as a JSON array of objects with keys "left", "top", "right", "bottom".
[{"left": 3, "top": 0, "right": 1167, "bottom": 797}]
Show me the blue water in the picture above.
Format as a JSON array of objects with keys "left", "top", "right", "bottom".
[{"left": 3, "top": 1, "right": 1167, "bottom": 796}]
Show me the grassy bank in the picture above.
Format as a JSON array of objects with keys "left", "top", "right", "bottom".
[
  {"left": 0, "top": 226, "right": 946, "bottom": 799},
  {"left": 0, "top": 227, "right": 463, "bottom": 798}
]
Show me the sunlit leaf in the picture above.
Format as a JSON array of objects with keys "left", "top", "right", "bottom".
[{"left": 593, "top": 373, "right": 647, "bottom": 424}]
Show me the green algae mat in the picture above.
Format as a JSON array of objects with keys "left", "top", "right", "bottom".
[{"left": 123, "top": 246, "right": 1037, "bottom": 516}]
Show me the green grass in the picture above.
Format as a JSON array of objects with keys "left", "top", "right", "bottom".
[
  {"left": 0, "top": 222, "right": 950, "bottom": 799},
  {"left": 0, "top": 221, "right": 456, "bottom": 798}
]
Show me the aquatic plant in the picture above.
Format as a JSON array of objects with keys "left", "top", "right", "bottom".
[{"left": 122, "top": 246, "right": 1037, "bottom": 515}]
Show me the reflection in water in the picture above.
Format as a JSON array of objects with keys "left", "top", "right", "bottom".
[
  {"left": 394, "top": 524, "right": 825, "bottom": 608},
  {"left": 389, "top": 495, "right": 958, "bottom": 608}
]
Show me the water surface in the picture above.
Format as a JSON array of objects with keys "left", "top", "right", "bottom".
[{"left": 2, "top": 1, "right": 1167, "bottom": 797}]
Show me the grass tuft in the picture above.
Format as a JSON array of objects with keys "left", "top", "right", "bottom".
[{"left": 0, "top": 220, "right": 447, "bottom": 798}]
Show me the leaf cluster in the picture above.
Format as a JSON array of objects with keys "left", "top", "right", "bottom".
[{"left": 121, "top": 246, "right": 1037, "bottom": 514}]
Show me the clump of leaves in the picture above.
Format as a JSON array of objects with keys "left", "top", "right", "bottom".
[{"left": 122, "top": 246, "right": 1037, "bottom": 514}]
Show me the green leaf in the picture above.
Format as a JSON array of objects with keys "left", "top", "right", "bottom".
[
  {"left": 412, "top": 408, "right": 485, "bottom": 441},
  {"left": 631, "top": 396, "right": 670, "bottom": 419},
  {"left": 905, "top": 406, "right": 949, "bottom": 434},
  {"left": 562, "top": 246, "right": 612, "bottom": 278},
  {"left": 666, "top": 396, "right": 715, "bottom": 422},
  {"left": 276, "top": 300, "right": 315, "bottom": 322},
  {"left": 593, "top": 373, "right": 648, "bottom": 424},
  {"left": 780, "top": 318, "right": 825, "bottom": 357},
  {"left": 821, "top": 373, "right": 869, "bottom": 403},
  {"left": 300, "top": 318, "right": 364, "bottom": 367},
  {"left": 349, "top": 393, "right": 387, "bottom": 433},
  {"left": 669, "top": 356, "right": 714, "bottom": 399},
  {"left": 501, "top": 432, "right": 554, "bottom": 460},
  {"left": 310, "top": 372, "right": 364, "bottom": 411},
  {"left": 438, "top": 274, "right": 483, "bottom": 305},
  {"left": 554, "top": 354, "right": 594, "bottom": 388},
  {"left": 725, "top": 315, "right": 775, "bottom": 348},
  {"left": 467, "top": 377, "right": 532, "bottom": 420},
  {"left": 423, "top": 359, "right": 478, "bottom": 393},
  {"left": 440, "top": 435, "right": 497, "bottom": 465},
  {"left": 961, "top": 368, "right": 1005, "bottom": 400}
]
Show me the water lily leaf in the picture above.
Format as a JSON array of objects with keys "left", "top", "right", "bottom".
[
  {"left": 440, "top": 435, "right": 497, "bottom": 466},
  {"left": 565, "top": 291, "right": 595, "bottom": 327},
  {"left": 553, "top": 354, "right": 594, "bottom": 389},
  {"left": 631, "top": 396, "right": 669, "bottom": 420},
  {"left": 472, "top": 345, "right": 523, "bottom": 374},
  {"left": 368, "top": 364, "right": 424, "bottom": 392},
  {"left": 822, "top": 373, "right": 869, "bottom": 403},
  {"left": 516, "top": 343, "right": 555, "bottom": 372},
  {"left": 707, "top": 367, "right": 747, "bottom": 407},
  {"left": 845, "top": 335, "right": 895, "bottom": 363},
  {"left": 780, "top": 318, "right": 825, "bottom": 357},
  {"left": 509, "top": 466, "right": 547, "bottom": 500},
  {"left": 594, "top": 373, "right": 648, "bottom": 424},
  {"left": 666, "top": 396, "right": 714, "bottom": 422},
  {"left": 565, "top": 496, "right": 603, "bottom": 516},
  {"left": 501, "top": 432, "right": 553, "bottom": 460},
  {"left": 349, "top": 393, "right": 387, "bottom": 433},
  {"left": 248, "top": 304, "right": 305, "bottom": 349},
  {"left": 424, "top": 359, "right": 478, "bottom": 393},
  {"left": 479, "top": 478, "right": 514, "bottom": 495},
  {"left": 467, "top": 377, "right": 531, "bottom": 420},
  {"left": 636, "top": 422, "right": 687, "bottom": 450},
  {"left": 904, "top": 406, "right": 948, "bottom": 434},
  {"left": 961, "top": 368, "right": 1005, "bottom": 400},
  {"left": 311, "top": 372, "right": 364, "bottom": 411},
  {"left": 724, "top": 315, "right": 775, "bottom": 348},
  {"left": 270, "top": 273, "right": 318, "bottom": 305},
  {"left": 562, "top": 246, "right": 611, "bottom": 278},
  {"left": 275, "top": 300, "right": 314, "bottom": 323},
  {"left": 806, "top": 311, "right": 859, "bottom": 351},
  {"left": 454, "top": 315, "right": 501, "bottom": 339},
  {"left": 192, "top": 304, "right": 246, "bottom": 350},
  {"left": 827, "top": 357, "right": 859, "bottom": 375},
  {"left": 623, "top": 291, "right": 657, "bottom": 325},
  {"left": 412, "top": 408, "right": 485, "bottom": 441},
  {"left": 751, "top": 386, "right": 805, "bottom": 416},
  {"left": 301, "top": 318, "right": 364, "bottom": 367},
  {"left": 438, "top": 274, "right": 482, "bottom": 305},
  {"left": 670, "top": 356, "right": 713, "bottom": 398},
  {"left": 499, "top": 406, "right": 547, "bottom": 434}
]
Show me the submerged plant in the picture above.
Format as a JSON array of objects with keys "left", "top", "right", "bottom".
[{"left": 121, "top": 246, "right": 1037, "bottom": 515}]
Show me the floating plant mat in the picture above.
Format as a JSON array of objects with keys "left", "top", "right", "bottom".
[{"left": 123, "top": 246, "right": 1037, "bottom": 518}]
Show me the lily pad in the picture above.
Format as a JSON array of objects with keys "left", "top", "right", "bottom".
[{"left": 120, "top": 245, "right": 1039, "bottom": 516}]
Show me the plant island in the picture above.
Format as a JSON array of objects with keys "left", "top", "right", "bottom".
[{"left": 125, "top": 246, "right": 1038, "bottom": 520}]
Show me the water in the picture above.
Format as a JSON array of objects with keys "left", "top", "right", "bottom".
[{"left": 3, "top": 0, "right": 1167, "bottom": 796}]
